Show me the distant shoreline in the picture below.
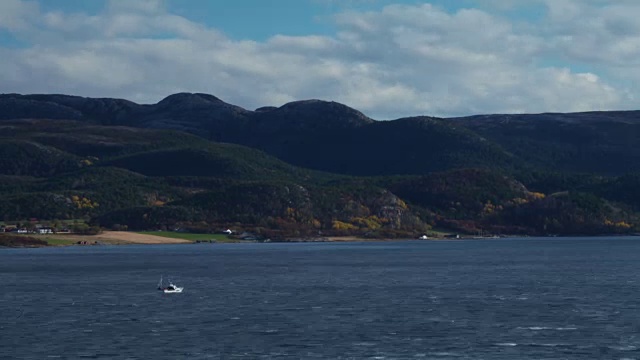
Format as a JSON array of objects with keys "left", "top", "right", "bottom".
[
  {"left": 2, "top": 232, "right": 466, "bottom": 248},
  {"left": 3, "top": 231, "right": 639, "bottom": 248}
]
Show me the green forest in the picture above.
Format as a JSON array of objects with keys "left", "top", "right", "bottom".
[{"left": 1, "top": 117, "right": 639, "bottom": 240}]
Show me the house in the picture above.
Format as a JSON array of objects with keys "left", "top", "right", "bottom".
[
  {"left": 222, "top": 229, "right": 233, "bottom": 234},
  {"left": 38, "top": 227, "right": 53, "bottom": 234}
]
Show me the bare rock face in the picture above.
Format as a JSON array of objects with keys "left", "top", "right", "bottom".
[{"left": 372, "top": 190, "right": 409, "bottom": 229}]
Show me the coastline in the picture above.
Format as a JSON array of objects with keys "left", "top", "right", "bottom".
[
  {"left": 1, "top": 232, "right": 475, "bottom": 248},
  {"left": 324, "top": 236, "right": 454, "bottom": 242},
  {"left": 4, "top": 231, "right": 639, "bottom": 248}
]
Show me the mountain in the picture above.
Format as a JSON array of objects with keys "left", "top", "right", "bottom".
[
  {"left": 0, "top": 93, "right": 517, "bottom": 175},
  {"left": 0, "top": 119, "right": 434, "bottom": 238},
  {"left": 1, "top": 93, "right": 640, "bottom": 237},
  {"left": 452, "top": 111, "right": 640, "bottom": 175},
  {"left": 3, "top": 92, "right": 640, "bottom": 176}
]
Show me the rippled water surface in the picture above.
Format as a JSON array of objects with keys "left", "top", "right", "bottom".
[{"left": 3, "top": 237, "right": 640, "bottom": 359}]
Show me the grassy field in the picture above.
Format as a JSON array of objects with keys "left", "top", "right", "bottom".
[
  {"left": 41, "top": 237, "right": 79, "bottom": 246},
  {"left": 137, "top": 231, "right": 230, "bottom": 242}
]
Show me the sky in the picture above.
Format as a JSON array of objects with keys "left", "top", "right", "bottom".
[{"left": 0, "top": 0, "right": 639, "bottom": 119}]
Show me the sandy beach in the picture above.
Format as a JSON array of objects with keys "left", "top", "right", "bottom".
[
  {"left": 39, "top": 231, "right": 191, "bottom": 245},
  {"left": 96, "top": 231, "right": 191, "bottom": 244}
]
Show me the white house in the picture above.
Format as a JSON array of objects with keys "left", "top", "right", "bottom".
[{"left": 38, "top": 227, "right": 53, "bottom": 234}]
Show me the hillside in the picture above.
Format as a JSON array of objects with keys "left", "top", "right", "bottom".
[
  {"left": 3, "top": 93, "right": 640, "bottom": 176},
  {"left": 0, "top": 120, "right": 432, "bottom": 238},
  {"left": 0, "top": 93, "right": 517, "bottom": 175},
  {"left": 452, "top": 112, "right": 640, "bottom": 175},
  {"left": 0, "top": 95, "right": 639, "bottom": 237}
]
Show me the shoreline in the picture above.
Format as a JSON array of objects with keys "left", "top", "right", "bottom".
[
  {"left": 8, "top": 232, "right": 482, "bottom": 247},
  {"left": 3, "top": 232, "right": 640, "bottom": 248}
]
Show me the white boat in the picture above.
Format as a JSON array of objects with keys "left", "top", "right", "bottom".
[
  {"left": 157, "top": 276, "right": 184, "bottom": 293},
  {"left": 163, "top": 283, "right": 183, "bottom": 293}
]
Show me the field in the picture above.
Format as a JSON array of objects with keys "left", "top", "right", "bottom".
[
  {"left": 137, "top": 231, "right": 231, "bottom": 242},
  {"left": 8, "top": 231, "right": 229, "bottom": 247},
  {"left": 28, "top": 231, "right": 193, "bottom": 245},
  {"left": 39, "top": 237, "right": 78, "bottom": 246}
]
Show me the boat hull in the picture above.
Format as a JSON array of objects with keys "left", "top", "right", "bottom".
[{"left": 163, "top": 288, "right": 183, "bottom": 293}]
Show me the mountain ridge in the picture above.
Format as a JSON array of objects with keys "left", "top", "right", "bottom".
[{"left": 1, "top": 92, "right": 640, "bottom": 177}]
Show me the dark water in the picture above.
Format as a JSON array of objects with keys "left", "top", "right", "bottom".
[{"left": 2, "top": 237, "right": 640, "bottom": 359}]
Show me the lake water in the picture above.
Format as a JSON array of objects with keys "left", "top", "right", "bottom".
[{"left": 2, "top": 237, "right": 640, "bottom": 359}]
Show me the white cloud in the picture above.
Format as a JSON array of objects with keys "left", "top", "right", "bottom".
[
  {"left": 0, "top": 0, "right": 637, "bottom": 118},
  {"left": 542, "top": 0, "right": 640, "bottom": 65},
  {"left": 0, "top": 0, "right": 39, "bottom": 32}
]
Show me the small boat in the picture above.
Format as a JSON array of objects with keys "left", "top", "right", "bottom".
[
  {"left": 157, "top": 276, "right": 184, "bottom": 293},
  {"left": 163, "top": 283, "right": 183, "bottom": 294}
]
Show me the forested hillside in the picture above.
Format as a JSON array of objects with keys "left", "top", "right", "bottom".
[{"left": 1, "top": 93, "right": 639, "bottom": 238}]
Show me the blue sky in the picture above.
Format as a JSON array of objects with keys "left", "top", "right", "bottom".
[
  {"left": 29, "top": 0, "right": 547, "bottom": 41},
  {"left": 0, "top": 0, "right": 638, "bottom": 118}
]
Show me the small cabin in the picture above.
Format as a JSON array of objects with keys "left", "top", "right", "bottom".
[{"left": 38, "top": 227, "right": 53, "bottom": 234}]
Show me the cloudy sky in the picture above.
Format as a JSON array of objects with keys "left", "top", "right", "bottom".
[{"left": 0, "top": 0, "right": 639, "bottom": 119}]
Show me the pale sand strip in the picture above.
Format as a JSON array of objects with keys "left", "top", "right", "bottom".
[
  {"left": 40, "top": 231, "right": 191, "bottom": 244},
  {"left": 326, "top": 236, "right": 367, "bottom": 242},
  {"left": 94, "top": 231, "right": 191, "bottom": 244}
]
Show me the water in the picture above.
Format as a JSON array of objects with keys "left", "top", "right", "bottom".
[{"left": 2, "top": 237, "right": 640, "bottom": 359}]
